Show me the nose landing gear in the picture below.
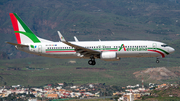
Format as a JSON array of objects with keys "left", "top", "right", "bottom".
[{"left": 156, "top": 58, "right": 159, "bottom": 63}]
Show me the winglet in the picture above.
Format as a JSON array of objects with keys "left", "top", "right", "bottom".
[
  {"left": 74, "top": 36, "right": 79, "bottom": 42},
  {"left": 57, "top": 31, "right": 66, "bottom": 42}
]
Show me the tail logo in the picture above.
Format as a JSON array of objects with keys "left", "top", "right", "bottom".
[{"left": 10, "top": 13, "right": 40, "bottom": 44}]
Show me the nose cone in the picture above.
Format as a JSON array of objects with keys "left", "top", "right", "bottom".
[{"left": 169, "top": 47, "right": 175, "bottom": 54}]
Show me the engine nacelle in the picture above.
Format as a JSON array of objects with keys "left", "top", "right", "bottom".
[{"left": 100, "top": 52, "right": 120, "bottom": 61}]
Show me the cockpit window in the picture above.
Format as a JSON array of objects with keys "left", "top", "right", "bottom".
[{"left": 161, "top": 44, "right": 168, "bottom": 47}]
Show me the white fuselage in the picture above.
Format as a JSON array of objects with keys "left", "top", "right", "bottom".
[{"left": 16, "top": 40, "right": 174, "bottom": 60}]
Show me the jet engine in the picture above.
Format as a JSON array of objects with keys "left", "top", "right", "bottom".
[{"left": 100, "top": 52, "right": 120, "bottom": 61}]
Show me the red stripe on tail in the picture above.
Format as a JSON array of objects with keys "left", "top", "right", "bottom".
[{"left": 9, "top": 13, "right": 21, "bottom": 44}]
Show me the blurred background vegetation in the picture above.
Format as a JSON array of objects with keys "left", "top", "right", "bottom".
[{"left": 0, "top": 0, "right": 180, "bottom": 86}]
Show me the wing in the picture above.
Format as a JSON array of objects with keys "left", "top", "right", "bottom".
[{"left": 57, "top": 31, "right": 101, "bottom": 58}]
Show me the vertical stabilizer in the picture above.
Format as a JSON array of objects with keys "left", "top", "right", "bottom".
[{"left": 9, "top": 13, "right": 41, "bottom": 44}]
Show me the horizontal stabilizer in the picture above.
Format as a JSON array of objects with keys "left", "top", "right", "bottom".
[{"left": 6, "top": 42, "right": 29, "bottom": 47}]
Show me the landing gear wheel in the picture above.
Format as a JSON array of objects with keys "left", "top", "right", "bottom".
[
  {"left": 88, "top": 55, "right": 96, "bottom": 65},
  {"left": 156, "top": 60, "right": 159, "bottom": 63},
  {"left": 88, "top": 60, "right": 93, "bottom": 65},
  {"left": 88, "top": 60, "right": 96, "bottom": 65},
  {"left": 92, "top": 61, "right": 96, "bottom": 65}
]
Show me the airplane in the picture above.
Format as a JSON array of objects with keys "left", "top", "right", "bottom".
[{"left": 7, "top": 13, "right": 175, "bottom": 65}]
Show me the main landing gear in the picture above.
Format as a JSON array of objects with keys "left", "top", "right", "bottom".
[
  {"left": 88, "top": 56, "right": 96, "bottom": 65},
  {"left": 156, "top": 58, "right": 160, "bottom": 63}
]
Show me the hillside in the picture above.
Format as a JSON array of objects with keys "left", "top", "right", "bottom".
[
  {"left": 0, "top": 0, "right": 180, "bottom": 58},
  {"left": 0, "top": 57, "right": 180, "bottom": 86},
  {"left": 0, "top": 0, "right": 180, "bottom": 87},
  {"left": 141, "top": 84, "right": 180, "bottom": 100},
  {"left": 133, "top": 67, "right": 180, "bottom": 83}
]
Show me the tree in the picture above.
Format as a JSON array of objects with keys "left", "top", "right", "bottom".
[
  {"left": 63, "top": 82, "right": 68, "bottom": 87},
  {"left": 4, "top": 82, "right": 6, "bottom": 86}
]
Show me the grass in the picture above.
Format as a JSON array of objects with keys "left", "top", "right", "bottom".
[{"left": 0, "top": 55, "right": 179, "bottom": 87}]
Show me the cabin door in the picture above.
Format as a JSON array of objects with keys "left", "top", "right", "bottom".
[{"left": 38, "top": 45, "right": 42, "bottom": 53}]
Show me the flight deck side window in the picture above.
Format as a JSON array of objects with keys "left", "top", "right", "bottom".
[{"left": 161, "top": 45, "right": 168, "bottom": 47}]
